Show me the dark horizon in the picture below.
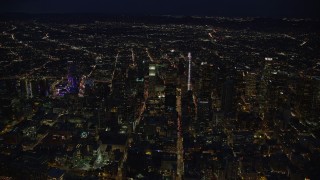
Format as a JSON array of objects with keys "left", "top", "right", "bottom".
[
  {"left": 1, "top": 0, "right": 320, "bottom": 18},
  {"left": 1, "top": 1, "right": 320, "bottom": 180},
  {"left": 0, "top": 12, "right": 320, "bottom": 22}
]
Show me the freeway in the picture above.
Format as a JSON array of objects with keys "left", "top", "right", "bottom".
[
  {"left": 146, "top": 48, "right": 155, "bottom": 63},
  {"left": 109, "top": 52, "right": 120, "bottom": 94}
]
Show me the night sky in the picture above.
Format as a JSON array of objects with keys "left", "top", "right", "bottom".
[{"left": 1, "top": 0, "right": 320, "bottom": 18}]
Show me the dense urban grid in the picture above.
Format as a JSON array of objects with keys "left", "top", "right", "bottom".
[{"left": 0, "top": 15, "right": 320, "bottom": 179}]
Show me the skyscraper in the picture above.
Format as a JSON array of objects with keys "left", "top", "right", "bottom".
[
  {"left": 165, "top": 67, "right": 177, "bottom": 110},
  {"left": 148, "top": 64, "right": 157, "bottom": 98},
  {"left": 222, "top": 79, "right": 235, "bottom": 114},
  {"left": 244, "top": 72, "right": 257, "bottom": 98},
  {"left": 67, "top": 62, "right": 79, "bottom": 94}
]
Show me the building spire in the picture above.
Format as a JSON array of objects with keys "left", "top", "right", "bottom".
[{"left": 187, "top": 52, "right": 192, "bottom": 91}]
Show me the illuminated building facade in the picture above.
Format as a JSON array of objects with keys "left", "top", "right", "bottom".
[
  {"left": 67, "top": 62, "right": 79, "bottom": 94},
  {"left": 244, "top": 72, "right": 257, "bottom": 98},
  {"left": 148, "top": 64, "right": 157, "bottom": 98}
]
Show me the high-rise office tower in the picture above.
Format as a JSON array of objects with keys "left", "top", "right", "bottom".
[
  {"left": 67, "top": 63, "right": 79, "bottom": 94},
  {"left": 198, "top": 62, "right": 215, "bottom": 98},
  {"left": 222, "top": 79, "right": 235, "bottom": 114},
  {"left": 296, "top": 76, "right": 320, "bottom": 125},
  {"left": 165, "top": 67, "right": 177, "bottom": 110},
  {"left": 244, "top": 72, "right": 257, "bottom": 98},
  {"left": 197, "top": 97, "right": 211, "bottom": 122},
  {"left": 148, "top": 64, "right": 157, "bottom": 98}
]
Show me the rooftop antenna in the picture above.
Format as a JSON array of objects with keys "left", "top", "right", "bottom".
[{"left": 187, "top": 52, "right": 192, "bottom": 91}]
